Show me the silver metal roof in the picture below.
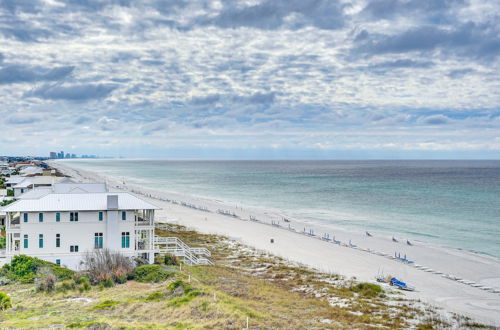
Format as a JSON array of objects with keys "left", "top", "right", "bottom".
[
  {"left": 52, "top": 183, "right": 107, "bottom": 193},
  {"left": 2, "top": 192, "right": 160, "bottom": 212},
  {"left": 17, "top": 187, "right": 52, "bottom": 200}
]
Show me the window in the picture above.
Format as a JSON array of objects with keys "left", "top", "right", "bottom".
[
  {"left": 121, "top": 211, "right": 126, "bottom": 221},
  {"left": 56, "top": 259, "right": 61, "bottom": 265},
  {"left": 121, "top": 232, "right": 130, "bottom": 248},
  {"left": 98, "top": 211, "right": 103, "bottom": 221},
  {"left": 70, "top": 212, "right": 79, "bottom": 222},
  {"left": 23, "top": 213, "right": 28, "bottom": 223},
  {"left": 21, "top": 188, "right": 24, "bottom": 194},
  {"left": 94, "top": 233, "right": 103, "bottom": 249},
  {"left": 56, "top": 212, "right": 60, "bottom": 222},
  {"left": 39, "top": 234, "right": 43, "bottom": 248},
  {"left": 70, "top": 245, "right": 79, "bottom": 253},
  {"left": 39, "top": 213, "right": 43, "bottom": 222},
  {"left": 23, "top": 234, "right": 28, "bottom": 249},
  {"left": 56, "top": 234, "right": 60, "bottom": 248}
]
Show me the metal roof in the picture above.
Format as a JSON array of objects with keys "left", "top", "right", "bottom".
[
  {"left": 52, "top": 183, "right": 107, "bottom": 193},
  {"left": 2, "top": 192, "right": 160, "bottom": 212},
  {"left": 13, "top": 176, "right": 68, "bottom": 188},
  {"left": 6, "top": 176, "right": 24, "bottom": 184},
  {"left": 17, "top": 187, "right": 52, "bottom": 200}
]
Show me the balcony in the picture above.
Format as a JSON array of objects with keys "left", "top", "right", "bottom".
[{"left": 134, "top": 215, "right": 153, "bottom": 227}]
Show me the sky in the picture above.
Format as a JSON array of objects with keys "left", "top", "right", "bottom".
[{"left": 0, "top": 0, "right": 499, "bottom": 159}]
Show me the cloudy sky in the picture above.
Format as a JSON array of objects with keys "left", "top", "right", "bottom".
[{"left": 1, "top": 0, "right": 499, "bottom": 159}]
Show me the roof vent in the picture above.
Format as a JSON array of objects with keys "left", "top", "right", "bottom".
[{"left": 107, "top": 195, "right": 118, "bottom": 210}]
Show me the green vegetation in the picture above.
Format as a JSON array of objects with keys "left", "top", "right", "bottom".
[
  {"left": 0, "top": 199, "right": 15, "bottom": 206},
  {"left": 163, "top": 253, "right": 179, "bottom": 265},
  {"left": 146, "top": 290, "right": 165, "bottom": 301},
  {"left": 0, "top": 255, "right": 74, "bottom": 283},
  {"left": 0, "top": 291, "right": 11, "bottom": 310},
  {"left": 6, "top": 189, "right": 14, "bottom": 197},
  {"left": 133, "top": 264, "right": 175, "bottom": 283},
  {"left": 0, "top": 226, "right": 492, "bottom": 329},
  {"left": 91, "top": 299, "right": 121, "bottom": 310},
  {"left": 350, "top": 282, "right": 383, "bottom": 298},
  {"left": 0, "top": 227, "right": 6, "bottom": 249}
]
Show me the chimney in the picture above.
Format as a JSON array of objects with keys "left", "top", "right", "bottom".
[{"left": 107, "top": 195, "right": 118, "bottom": 210}]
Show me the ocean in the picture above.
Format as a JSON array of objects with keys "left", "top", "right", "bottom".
[{"left": 60, "top": 159, "right": 500, "bottom": 258}]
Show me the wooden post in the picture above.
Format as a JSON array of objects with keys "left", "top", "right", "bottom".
[{"left": 246, "top": 316, "right": 249, "bottom": 329}]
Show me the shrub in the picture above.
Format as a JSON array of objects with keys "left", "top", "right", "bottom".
[
  {"left": 164, "top": 254, "right": 179, "bottom": 266},
  {"left": 6, "top": 189, "right": 14, "bottom": 197},
  {"left": 36, "top": 267, "right": 56, "bottom": 292},
  {"left": 134, "top": 257, "right": 149, "bottom": 266},
  {"left": 0, "top": 255, "right": 74, "bottom": 283},
  {"left": 77, "top": 277, "right": 91, "bottom": 293},
  {"left": 350, "top": 283, "right": 383, "bottom": 298},
  {"left": 103, "top": 278, "right": 114, "bottom": 288},
  {"left": 134, "top": 265, "right": 174, "bottom": 283},
  {"left": 51, "top": 266, "right": 74, "bottom": 281},
  {"left": 2, "top": 255, "right": 38, "bottom": 280},
  {"left": 167, "top": 279, "right": 197, "bottom": 296},
  {"left": 164, "top": 279, "right": 201, "bottom": 306},
  {"left": 146, "top": 291, "right": 165, "bottom": 301},
  {"left": 82, "top": 249, "right": 134, "bottom": 285},
  {"left": 0, "top": 199, "right": 15, "bottom": 207},
  {"left": 0, "top": 291, "right": 11, "bottom": 310},
  {"left": 58, "top": 280, "right": 77, "bottom": 292}
]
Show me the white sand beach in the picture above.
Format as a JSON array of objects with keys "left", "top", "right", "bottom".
[{"left": 51, "top": 161, "right": 500, "bottom": 326}]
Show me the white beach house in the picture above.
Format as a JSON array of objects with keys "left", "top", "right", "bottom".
[{"left": 2, "top": 190, "right": 159, "bottom": 269}]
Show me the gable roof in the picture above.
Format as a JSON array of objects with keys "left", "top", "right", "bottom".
[
  {"left": 2, "top": 192, "right": 160, "bottom": 212},
  {"left": 52, "top": 183, "right": 107, "bottom": 193}
]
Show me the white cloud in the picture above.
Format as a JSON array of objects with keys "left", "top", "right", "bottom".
[{"left": 0, "top": 0, "right": 498, "bottom": 157}]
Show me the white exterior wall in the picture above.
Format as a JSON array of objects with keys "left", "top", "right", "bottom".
[
  {"left": 8, "top": 210, "right": 151, "bottom": 270},
  {"left": 14, "top": 187, "right": 28, "bottom": 197}
]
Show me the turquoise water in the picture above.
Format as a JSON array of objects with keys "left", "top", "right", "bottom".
[{"left": 61, "top": 159, "right": 500, "bottom": 258}]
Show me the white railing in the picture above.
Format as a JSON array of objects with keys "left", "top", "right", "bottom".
[{"left": 154, "top": 236, "right": 213, "bottom": 266}]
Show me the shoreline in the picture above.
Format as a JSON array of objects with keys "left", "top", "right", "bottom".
[{"left": 49, "top": 160, "right": 500, "bottom": 326}]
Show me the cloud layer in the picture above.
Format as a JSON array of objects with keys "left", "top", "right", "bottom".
[{"left": 0, "top": 0, "right": 499, "bottom": 158}]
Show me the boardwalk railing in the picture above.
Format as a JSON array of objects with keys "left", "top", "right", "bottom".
[{"left": 154, "top": 236, "right": 212, "bottom": 266}]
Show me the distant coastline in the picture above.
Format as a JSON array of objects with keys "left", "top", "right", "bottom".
[{"left": 54, "top": 158, "right": 500, "bottom": 259}]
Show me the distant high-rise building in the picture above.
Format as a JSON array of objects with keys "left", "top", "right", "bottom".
[
  {"left": 49, "top": 152, "right": 57, "bottom": 159},
  {"left": 65, "top": 153, "right": 70, "bottom": 158},
  {"left": 58, "top": 151, "right": 64, "bottom": 159},
  {"left": 71, "top": 154, "right": 77, "bottom": 158}
]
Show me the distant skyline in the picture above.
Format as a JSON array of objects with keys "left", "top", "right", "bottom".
[{"left": 0, "top": 0, "right": 499, "bottom": 159}]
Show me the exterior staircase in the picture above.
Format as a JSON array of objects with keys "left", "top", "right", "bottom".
[{"left": 154, "top": 236, "right": 213, "bottom": 266}]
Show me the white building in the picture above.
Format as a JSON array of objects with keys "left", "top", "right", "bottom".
[
  {"left": 11, "top": 176, "right": 74, "bottom": 197},
  {"left": 2, "top": 190, "right": 159, "bottom": 269}
]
